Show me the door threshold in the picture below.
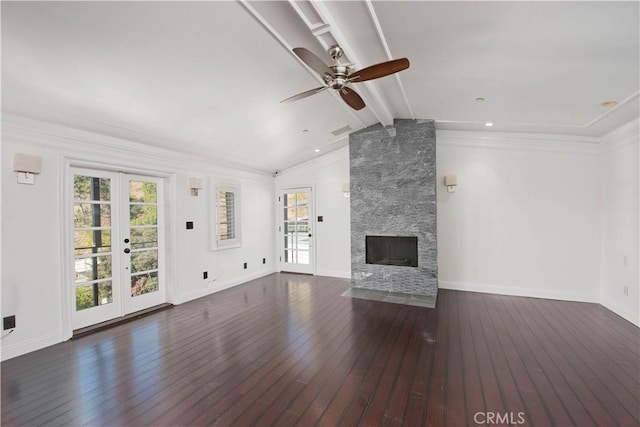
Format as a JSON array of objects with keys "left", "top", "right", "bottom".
[{"left": 72, "top": 303, "right": 173, "bottom": 339}]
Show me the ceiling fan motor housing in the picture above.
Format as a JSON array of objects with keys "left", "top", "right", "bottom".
[{"left": 327, "top": 65, "right": 350, "bottom": 90}]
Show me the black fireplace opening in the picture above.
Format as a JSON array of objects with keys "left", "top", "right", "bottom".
[{"left": 365, "top": 235, "right": 418, "bottom": 267}]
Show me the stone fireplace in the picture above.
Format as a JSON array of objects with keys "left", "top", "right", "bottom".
[{"left": 349, "top": 119, "right": 437, "bottom": 304}]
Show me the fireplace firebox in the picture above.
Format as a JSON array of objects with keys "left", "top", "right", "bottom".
[{"left": 365, "top": 236, "right": 418, "bottom": 267}]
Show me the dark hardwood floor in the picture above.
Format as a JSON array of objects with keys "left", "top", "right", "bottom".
[{"left": 2, "top": 273, "right": 639, "bottom": 426}]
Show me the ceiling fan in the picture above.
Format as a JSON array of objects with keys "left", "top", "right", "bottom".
[{"left": 281, "top": 45, "right": 410, "bottom": 111}]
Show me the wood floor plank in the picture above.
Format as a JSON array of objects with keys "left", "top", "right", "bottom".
[
  {"left": 2, "top": 274, "right": 639, "bottom": 427},
  {"left": 424, "top": 291, "right": 449, "bottom": 427},
  {"left": 518, "top": 297, "right": 619, "bottom": 426},
  {"left": 486, "top": 295, "right": 553, "bottom": 426},
  {"left": 462, "top": 293, "right": 507, "bottom": 423},
  {"left": 497, "top": 295, "right": 579, "bottom": 426},
  {"left": 530, "top": 297, "right": 639, "bottom": 425}
]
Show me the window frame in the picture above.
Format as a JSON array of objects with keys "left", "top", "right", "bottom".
[{"left": 211, "top": 183, "right": 242, "bottom": 250}]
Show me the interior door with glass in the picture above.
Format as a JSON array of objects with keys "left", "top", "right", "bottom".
[
  {"left": 71, "top": 169, "right": 165, "bottom": 330},
  {"left": 280, "top": 188, "right": 314, "bottom": 274}
]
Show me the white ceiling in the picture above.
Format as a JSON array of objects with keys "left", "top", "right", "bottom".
[{"left": 2, "top": 1, "right": 638, "bottom": 172}]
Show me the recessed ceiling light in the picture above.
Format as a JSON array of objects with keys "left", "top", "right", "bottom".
[
  {"left": 475, "top": 97, "right": 485, "bottom": 102},
  {"left": 485, "top": 122, "right": 494, "bottom": 127},
  {"left": 601, "top": 101, "right": 617, "bottom": 107},
  {"left": 314, "top": 148, "right": 320, "bottom": 153}
]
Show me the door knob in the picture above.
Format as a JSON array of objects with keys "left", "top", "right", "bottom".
[
  {"left": 124, "top": 238, "right": 130, "bottom": 243},
  {"left": 308, "top": 233, "right": 312, "bottom": 237},
  {"left": 124, "top": 248, "right": 131, "bottom": 254}
]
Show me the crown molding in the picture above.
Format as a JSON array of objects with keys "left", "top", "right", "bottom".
[
  {"left": 2, "top": 115, "right": 272, "bottom": 180},
  {"left": 600, "top": 118, "right": 639, "bottom": 153},
  {"left": 436, "top": 129, "right": 601, "bottom": 155}
]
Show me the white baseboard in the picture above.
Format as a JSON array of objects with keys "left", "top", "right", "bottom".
[
  {"left": 600, "top": 298, "right": 640, "bottom": 327},
  {"left": 176, "top": 269, "right": 276, "bottom": 304},
  {"left": 315, "top": 270, "right": 351, "bottom": 279},
  {"left": 438, "top": 280, "right": 599, "bottom": 303},
  {"left": 1, "top": 330, "right": 66, "bottom": 361}
]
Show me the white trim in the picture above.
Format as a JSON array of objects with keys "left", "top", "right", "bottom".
[
  {"left": 584, "top": 91, "right": 640, "bottom": 128},
  {"left": 1, "top": 330, "right": 66, "bottom": 361},
  {"left": 2, "top": 115, "right": 271, "bottom": 179},
  {"left": 436, "top": 130, "right": 601, "bottom": 155},
  {"left": 438, "top": 280, "right": 599, "bottom": 303},
  {"left": 364, "top": 0, "right": 415, "bottom": 120},
  {"left": 315, "top": 270, "right": 351, "bottom": 279},
  {"left": 600, "top": 298, "right": 640, "bottom": 327},
  {"left": 60, "top": 157, "right": 74, "bottom": 341},
  {"left": 176, "top": 269, "right": 276, "bottom": 304},
  {"left": 600, "top": 118, "right": 640, "bottom": 153}
]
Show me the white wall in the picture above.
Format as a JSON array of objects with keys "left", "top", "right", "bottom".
[
  {"left": 1, "top": 116, "right": 275, "bottom": 360},
  {"left": 600, "top": 120, "right": 639, "bottom": 326},
  {"left": 275, "top": 146, "right": 351, "bottom": 278},
  {"left": 437, "top": 131, "right": 602, "bottom": 302},
  {"left": 278, "top": 133, "right": 608, "bottom": 304}
]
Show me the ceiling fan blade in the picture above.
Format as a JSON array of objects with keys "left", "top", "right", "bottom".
[
  {"left": 349, "top": 58, "right": 410, "bottom": 83},
  {"left": 339, "top": 87, "right": 366, "bottom": 111},
  {"left": 293, "top": 47, "right": 335, "bottom": 78},
  {"left": 281, "top": 86, "right": 328, "bottom": 104}
]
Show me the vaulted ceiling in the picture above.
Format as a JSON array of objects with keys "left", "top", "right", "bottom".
[{"left": 2, "top": 1, "right": 638, "bottom": 172}]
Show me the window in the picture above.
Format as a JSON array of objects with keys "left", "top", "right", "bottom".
[{"left": 212, "top": 184, "right": 241, "bottom": 249}]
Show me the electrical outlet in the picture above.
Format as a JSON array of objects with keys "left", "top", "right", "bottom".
[
  {"left": 3, "top": 315, "right": 16, "bottom": 330},
  {"left": 263, "top": 258, "right": 266, "bottom": 264},
  {"left": 243, "top": 262, "right": 248, "bottom": 269},
  {"left": 186, "top": 221, "right": 194, "bottom": 230},
  {"left": 203, "top": 271, "right": 208, "bottom": 280},
  {"left": 624, "top": 286, "right": 629, "bottom": 296}
]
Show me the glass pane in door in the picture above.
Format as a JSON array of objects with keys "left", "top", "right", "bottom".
[
  {"left": 73, "top": 175, "right": 114, "bottom": 310},
  {"left": 282, "top": 191, "right": 310, "bottom": 266},
  {"left": 128, "top": 180, "right": 160, "bottom": 297}
]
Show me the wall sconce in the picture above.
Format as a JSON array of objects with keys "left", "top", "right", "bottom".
[
  {"left": 13, "top": 153, "right": 42, "bottom": 185},
  {"left": 445, "top": 175, "right": 457, "bottom": 193},
  {"left": 189, "top": 178, "right": 203, "bottom": 196},
  {"left": 342, "top": 182, "right": 350, "bottom": 198}
]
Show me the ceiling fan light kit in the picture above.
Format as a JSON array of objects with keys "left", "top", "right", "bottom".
[{"left": 282, "top": 45, "right": 410, "bottom": 111}]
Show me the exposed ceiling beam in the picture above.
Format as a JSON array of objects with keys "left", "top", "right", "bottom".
[
  {"left": 365, "top": 0, "right": 415, "bottom": 120},
  {"left": 291, "top": 0, "right": 395, "bottom": 127},
  {"left": 239, "top": 0, "right": 367, "bottom": 128}
]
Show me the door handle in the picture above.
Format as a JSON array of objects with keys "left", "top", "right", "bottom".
[
  {"left": 124, "top": 248, "right": 131, "bottom": 254},
  {"left": 124, "top": 238, "right": 130, "bottom": 243},
  {"left": 308, "top": 233, "right": 312, "bottom": 237}
]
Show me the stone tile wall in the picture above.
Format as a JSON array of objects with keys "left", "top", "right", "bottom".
[{"left": 349, "top": 119, "right": 437, "bottom": 297}]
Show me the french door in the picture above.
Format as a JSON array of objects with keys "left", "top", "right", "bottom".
[
  {"left": 71, "top": 168, "right": 165, "bottom": 330},
  {"left": 280, "top": 187, "right": 314, "bottom": 274}
]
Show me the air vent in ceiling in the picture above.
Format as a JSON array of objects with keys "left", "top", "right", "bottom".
[{"left": 331, "top": 124, "right": 352, "bottom": 136}]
